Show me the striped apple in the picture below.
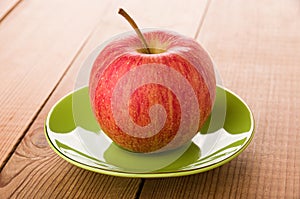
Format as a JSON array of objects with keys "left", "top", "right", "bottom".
[{"left": 89, "top": 29, "right": 216, "bottom": 153}]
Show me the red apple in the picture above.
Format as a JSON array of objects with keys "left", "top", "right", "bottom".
[{"left": 89, "top": 28, "right": 216, "bottom": 153}]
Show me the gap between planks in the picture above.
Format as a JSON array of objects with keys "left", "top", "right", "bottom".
[
  {"left": 194, "top": 0, "right": 213, "bottom": 39},
  {"left": 0, "top": 0, "right": 23, "bottom": 22}
]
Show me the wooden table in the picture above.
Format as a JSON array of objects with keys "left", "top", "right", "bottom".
[{"left": 0, "top": 0, "right": 299, "bottom": 198}]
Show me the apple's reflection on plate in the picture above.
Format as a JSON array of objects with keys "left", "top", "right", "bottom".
[{"left": 103, "top": 141, "right": 201, "bottom": 173}]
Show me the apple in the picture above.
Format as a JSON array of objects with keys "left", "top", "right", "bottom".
[{"left": 89, "top": 9, "right": 216, "bottom": 153}]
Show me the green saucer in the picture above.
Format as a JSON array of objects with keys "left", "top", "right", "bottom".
[{"left": 45, "top": 86, "right": 254, "bottom": 178}]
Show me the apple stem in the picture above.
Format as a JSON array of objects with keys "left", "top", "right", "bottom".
[{"left": 118, "top": 8, "right": 151, "bottom": 54}]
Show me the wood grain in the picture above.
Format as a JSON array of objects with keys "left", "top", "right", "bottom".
[
  {"left": 139, "top": 0, "right": 300, "bottom": 198},
  {"left": 0, "top": 0, "right": 209, "bottom": 197},
  {"left": 0, "top": 0, "right": 112, "bottom": 169}
]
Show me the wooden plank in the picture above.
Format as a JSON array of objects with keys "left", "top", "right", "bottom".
[
  {"left": 140, "top": 0, "right": 300, "bottom": 198},
  {"left": 0, "top": 0, "right": 113, "bottom": 169},
  {"left": 0, "top": 0, "right": 209, "bottom": 197},
  {"left": 0, "top": 0, "right": 21, "bottom": 21}
]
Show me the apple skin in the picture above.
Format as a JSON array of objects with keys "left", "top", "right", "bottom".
[{"left": 89, "top": 30, "right": 216, "bottom": 153}]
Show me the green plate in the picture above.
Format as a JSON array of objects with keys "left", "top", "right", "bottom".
[{"left": 45, "top": 86, "right": 254, "bottom": 178}]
